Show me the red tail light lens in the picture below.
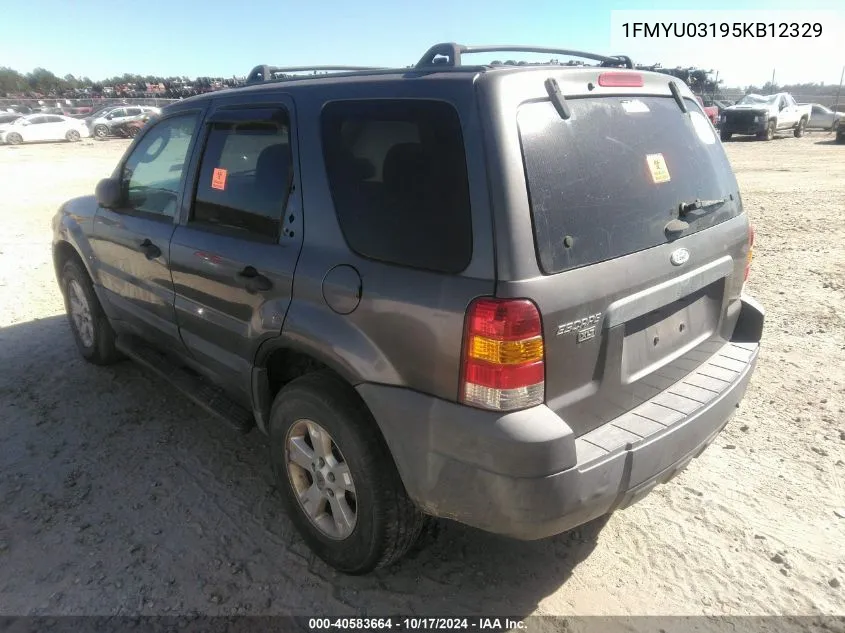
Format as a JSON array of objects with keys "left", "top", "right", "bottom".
[
  {"left": 597, "top": 72, "right": 644, "bottom": 88},
  {"left": 744, "top": 224, "right": 755, "bottom": 281},
  {"left": 460, "top": 298, "right": 545, "bottom": 411}
]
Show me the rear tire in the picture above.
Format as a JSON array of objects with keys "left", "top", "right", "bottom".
[
  {"left": 60, "top": 259, "right": 121, "bottom": 365},
  {"left": 65, "top": 129, "right": 81, "bottom": 142},
  {"left": 269, "top": 371, "right": 426, "bottom": 574},
  {"left": 794, "top": 118, "right": 806, "bottom": 138}
]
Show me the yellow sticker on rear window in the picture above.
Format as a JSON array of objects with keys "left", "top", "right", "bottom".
[{"left": 646, "top": 153, "right": 671, "bottom": 184}]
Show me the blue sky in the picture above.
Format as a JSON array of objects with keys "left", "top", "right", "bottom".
[{"left": 1, "top": 0, "right": 843, "bottom": 87}]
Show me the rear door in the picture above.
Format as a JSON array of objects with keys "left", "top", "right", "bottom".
[
  {"left": 485, "top": 71, "right": 751, "bottom": 436},
  {"left": 168, "top": 93, "right": 302, "bottom": 401},
  {"left": 43, "top": 115, "right": 68, "bottom": 140}
]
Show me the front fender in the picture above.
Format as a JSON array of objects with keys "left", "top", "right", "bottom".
[{"left": 52, "top": 195, "right": 100, "bottom": 285}]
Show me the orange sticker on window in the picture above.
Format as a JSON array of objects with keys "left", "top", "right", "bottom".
[
  {"left": 645, "top": 153, "right": 671, "bottom": 184},
  {"left": 211, "top": 168, "right": 227, "bottom": 190}
]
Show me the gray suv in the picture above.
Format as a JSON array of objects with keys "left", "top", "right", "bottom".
[{"left": 52, "top": 43, "right": 764, "bottom": 575}]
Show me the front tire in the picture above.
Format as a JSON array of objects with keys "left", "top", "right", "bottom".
[
  {"left": 269, "top": 371, "right": 426, "bottom": 574},
  {"left": 60, "top": 259, "right": 121, "bottom": 365},
  {"left": 794, "top": 118, "right": 806, "bottom": 138},
  {"left": 6, "top": 132, "right": 23, "bottom": 145},
  {"left": 758, "top": 120, "right": 776, "bottom": 141},
  {"left": 720, "top": 130, "right": 732, "bottom": 142},
  {"left": 93, "top": 124, "right": 109, "bottom": 139},
  {"left": 66, "top": 129, "right": 81, "bottom": 142}
]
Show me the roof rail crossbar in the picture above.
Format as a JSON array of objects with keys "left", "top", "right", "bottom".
[
  {"left": 415, "top": 43, "right": 633, "bottom": 70},
  {"left": 246, "top": 65, "right": 388, "bottom": 85}
]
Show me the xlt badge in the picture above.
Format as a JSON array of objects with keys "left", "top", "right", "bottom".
[{"left": 557, "top": 312, "right": 602, "bottom": 342}]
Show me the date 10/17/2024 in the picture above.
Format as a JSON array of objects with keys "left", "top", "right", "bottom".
[{"left": 308, "top": 618, "right": 528, "bottom": 631}]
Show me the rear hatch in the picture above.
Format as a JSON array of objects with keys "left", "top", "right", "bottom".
[{"left": 487, "top": 70, "right": 751, "bottom": 436}]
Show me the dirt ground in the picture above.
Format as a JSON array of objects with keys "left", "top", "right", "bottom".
[{"left": 0, "top": 132, "right": 843, "bottom": 621}]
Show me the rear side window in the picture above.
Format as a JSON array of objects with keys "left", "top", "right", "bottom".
[
  {"left": 321, "top": 100, "right": 472, "bottom": 273},
  {"left": 191, "top": 114, "right": 292, "bottom": 241},
  {"left": 518, "top": 96, "right": 742, "bottom": 275}
]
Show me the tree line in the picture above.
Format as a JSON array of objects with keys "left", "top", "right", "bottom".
[
  {"left": 1, "top": 64, "right": 839, "bottom": 100},
  {"left": 0, "top": 67, "right": 243, "bottom": 99}
]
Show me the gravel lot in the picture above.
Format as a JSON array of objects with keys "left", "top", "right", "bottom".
[{"left": 0, "top": 132, "right": 843, "bottom": 620}]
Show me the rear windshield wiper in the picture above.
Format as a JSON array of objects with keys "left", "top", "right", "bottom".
[{"left": 678, "top": 197, "right": 726, "bottom": 217}]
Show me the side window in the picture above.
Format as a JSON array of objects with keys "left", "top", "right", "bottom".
[
  {"left": 321, "top": 100, "right": 472, "bottom": 274},
  {"left": 109, "top": 109, "right": 125, "bottom": 118},
  {"left": 190, "top": 111, "right": 292, "bottom": 241},
  {"left": 29, "top": 116, "right": 47, "bottom": 125},
  {"left": 46, "top": 116, "right": 65, "bottom": 123},
  {"left": 127, "top": 108, "right": 142, "bottom": 116},
  {"left": 121, "top": 113, "right": 198, "bottom": 218}
]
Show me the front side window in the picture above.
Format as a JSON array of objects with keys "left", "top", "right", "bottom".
[
  {"left": 191, "top": 112, "right": 292, "bottom": 240},
  {"left": 321, "top": 99, "right": 472, "bottom": 273},
  {"left": 127, "top": 108, "right": 142, "bottom": 116},
  {"left": 121, "top": 113, "right": 198, "bottom": 218}
]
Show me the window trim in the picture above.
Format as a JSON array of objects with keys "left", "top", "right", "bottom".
[
  {"left": 185, "top": 106, "right": 294, "bottom": 243},
  {"left": 109, "top": 109, "right": 203, "bottom": 223},
  {"left": 319, "top": 97, "right": 474, "bottom": 275}
]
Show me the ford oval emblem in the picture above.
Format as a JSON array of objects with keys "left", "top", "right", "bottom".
[{"left": 670, "top": 248, "right": 690, "bottom": 266}]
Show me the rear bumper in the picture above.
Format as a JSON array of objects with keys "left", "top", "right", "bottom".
[{"left": 357, "top": 295, "right": 764, "bottom": 540}]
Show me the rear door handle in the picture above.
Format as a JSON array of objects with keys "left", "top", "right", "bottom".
[
  {"left": 139, "top": 238, "right": 161, "bottom": 260},
  {"left": 238, "top": 266, "right": 273, "bottom": 293}
]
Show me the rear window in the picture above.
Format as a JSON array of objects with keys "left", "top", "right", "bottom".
[
  {"left": 321, "top": 99, "right": 472, "bottom": 274},
  {"left": 518, "top": 96, "right": 742, "bottom": 275}
]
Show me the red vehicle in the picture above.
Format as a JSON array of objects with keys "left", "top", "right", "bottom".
[{"left": 696, "top": 96, "right": 719, "bottom": 126}]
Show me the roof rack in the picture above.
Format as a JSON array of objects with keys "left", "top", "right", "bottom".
[
  {"left": 414, "top": 43, "right": 634, "bottom": 70},
  {"left": 246, "top": 65, "right": 388, "bottom": 85}
]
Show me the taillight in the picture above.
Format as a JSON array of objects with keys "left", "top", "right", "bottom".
[
  {"left": 460, "top": 298, "right": 545, "bottom": 411},
  {"left": 744, "top": 224, "right": 755, "bottom": 281},
  {"left": 597, "top": 72, "right": 644, "bottom": 88}
]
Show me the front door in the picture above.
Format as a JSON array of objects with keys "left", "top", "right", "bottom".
[
  {"left": 90, "top": 110, "right": 203, "bottom": 351},
  {"left": 169, "top": 94, "right": 303, "bottom": 401}
]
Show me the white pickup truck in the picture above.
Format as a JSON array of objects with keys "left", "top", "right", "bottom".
[{"left": 720, "top": 92, "right": 812, "bottom": 141}]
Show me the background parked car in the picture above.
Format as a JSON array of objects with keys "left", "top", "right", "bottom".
[
  {"left": 806, "top": 104, "right": 842, "bottom": 130},
  {"left": 0, "top": 113, "right": 24, "bottom": 126},
  {"left": 0, "top": 114, "right": 90, "bottom": 145},
  {"left": 87, "top": 105, "right": 160, "bottom": 139},
  {"left": 111, "top": 113, "right": 156, "bottom": 138},
  {"left": 695, "top": 96, "right": 719, "bottom": 126},
  {"left": 4, "top": 104, "right": 33, "bottom": 114}
]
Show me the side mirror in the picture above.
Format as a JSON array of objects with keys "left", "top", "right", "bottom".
[{"left": 95, "top": 177, "right": 122, "bottom": 209}]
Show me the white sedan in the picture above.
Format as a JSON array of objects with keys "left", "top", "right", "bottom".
[{"left": 0, "top": 114, "right": 91, "bottom": 145}]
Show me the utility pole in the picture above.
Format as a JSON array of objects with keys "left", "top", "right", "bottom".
[{"left": 770, "top": 69, "right": 776, "bottom": 94}]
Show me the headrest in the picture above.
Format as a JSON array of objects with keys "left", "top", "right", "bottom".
[{"left": 382, "top": 143, "right": 431, "bottom": 195}]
